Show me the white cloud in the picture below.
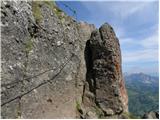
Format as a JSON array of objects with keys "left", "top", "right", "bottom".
[
  {"left": 107, "top": 2, "right": 149, "bottom": 19},
  {"left": 122, "top": 49, "right": 158, "bottom": 63},
  {"left": 94, "top": 1, "right": 155, "bottom": 21},
  {"left": 120, "top": 30, "right": 158, "bottom": 49},
  {"left": 121, "top": 31, "right": 158, "bottom": 63},
  {"left": 140, "top": 31, "right": 158, "bottom": 49},
  {"left": 113, "top": 26, "right": 126, "bottom": 38},
  {"left": 120, "top": 38, "right": 139, "bottom": 46}
]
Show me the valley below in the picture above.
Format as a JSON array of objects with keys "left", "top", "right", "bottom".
[{"left": 125, "top": 73, "right": 159, "bottom": 118}]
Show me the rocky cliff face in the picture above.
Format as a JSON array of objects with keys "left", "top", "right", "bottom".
[
  {"left": 1, "top": 1, "right": 128, "bottom": 118},
  {"left": 82, "top": 23, "right": 128, "bottom": 118}
]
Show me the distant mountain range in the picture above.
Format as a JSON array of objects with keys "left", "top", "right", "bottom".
[{"left": 124, "top": 73, "right": 159, "bottom": 117}]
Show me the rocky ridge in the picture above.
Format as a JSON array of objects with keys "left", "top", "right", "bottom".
[
  {"left": 143, "top": 111, "right": 159, "bottom": 119},
  {"left": 1, "top": 1, "right": 128, "bottom": 118}
]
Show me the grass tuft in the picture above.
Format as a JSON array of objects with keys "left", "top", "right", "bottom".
[
  {"left": 32, "top": 1, "right": 43, "bottom": 23},
  {"left": 24, "top": 37, "right": 34, "bottom": 57}
]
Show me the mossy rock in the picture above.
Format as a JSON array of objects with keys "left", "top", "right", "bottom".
[
  {"left": 76, "top": 100, "right": 83, "bottom": 114},
  {"left": 25, "top": 37, "right": 34, "bottom": 55},
  {"left": 32, "top": 1, "right": 43, "bottom": 23},
  {"left": 32, "top": 1, "right": 65, "bottom": 23},
  {"left": 121, "top": 112, "right": 138, "bottom": 119},
  {"left": 93, "top": 106, "right": 104, "bottom": 118}
]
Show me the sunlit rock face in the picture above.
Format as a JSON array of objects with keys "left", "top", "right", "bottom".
[{"left": 1, "top": 1, "right": 128, "bottom": 119}]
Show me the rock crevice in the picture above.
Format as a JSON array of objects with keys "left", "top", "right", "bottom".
[
  {"left": 1, "top": 1, "right": 128, "bottom": 119},
  {"left": 82, "top": 23, "right": 128, "bottom": 118}
]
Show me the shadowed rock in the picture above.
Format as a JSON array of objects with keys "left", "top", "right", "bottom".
[{"left": 83, "top": 23, "right": 128, "bottom": 118}]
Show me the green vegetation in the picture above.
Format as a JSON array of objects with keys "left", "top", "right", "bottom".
[
  {"left": 32, "top": 1, "right": 43, "bottom": 23},
  {"left": 127, "top": 88, "right": 159, "bottom": 117},
  {"left": 126, "top": 78, "right": 159, "bottom": 117},
  {"left": 122, "top": 112, "right": 138, "bottom": 119},
  {"left": 76, "top": 100, "right": 83, "bottom": 114},
  {"left": 23, "top": 37, "right": 34, "bottom": 72},
  {"left": 32, "top": 1, "right": 65, "bottom": 22},
  {"left": 44, "top": 0, "right": 56, "bottom": 7},
  {"left": 32, "top": 1, "right": 62, "bottom": 23},
  {"left": 55, "top": 8, "right": 64, "bottom": 21},
  {"left": 25, "top": 37, "right": 34, "bottom": 55},
  {"left": 76, "top": 100, "right": 81, "bottom": 111},
  {"left": 43, "top": 1, "right": 64, "bottom": 21},
  {"left": 93, "top": 106, "right": 103, "bottom": 118},
  {"left": 16, "top": 100, "right": 21, "bottom": 118}
]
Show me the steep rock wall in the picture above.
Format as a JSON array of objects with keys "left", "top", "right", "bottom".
[
  {"left": 1, "top": 1, "right": 128, "bottom": 119},
  {"left": 82, "top": 23, "right": 128, "bottom": 118}
]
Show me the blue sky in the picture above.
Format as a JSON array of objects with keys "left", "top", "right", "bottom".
[{"left": 56, "top": 1, "right": 159, "bottom": 75}]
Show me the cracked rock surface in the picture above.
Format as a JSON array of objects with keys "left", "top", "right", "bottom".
[
  {"left": 83, "top": 23, "right": 128, "bottom": 118},
  {"left": 1, "top": 1, "right": 128, "bottom": 119}
]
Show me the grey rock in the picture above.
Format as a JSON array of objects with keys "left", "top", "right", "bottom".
[
  {"left": 1, "top": 1, "right": 91, "bottom": 118},
  {"left": 86, "top": 111, "right": 98, "bottom": 119},
  {"left": 143, "top": 111, "right": 159, "bottom": 119},
  {"left": 1, "top": 1, "right": 128, "bottom": 119},
  {"left": 83, "top": 23, "right": 128, "bottom": 117}
]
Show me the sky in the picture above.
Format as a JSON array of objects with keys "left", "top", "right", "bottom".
[{"left": 56, "top": 0, "right": 159, "bottom": 76}]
